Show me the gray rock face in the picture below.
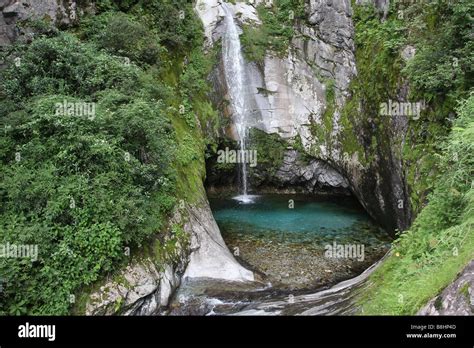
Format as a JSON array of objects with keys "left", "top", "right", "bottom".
[
  {"left": 0, "top": 0, "right": 91, "bottom": 48},
  {"left": 198, "top": 1, "right": 351, "bottom": 147},
  {"left": 274, "top": 149, "right": 350, "bottom": 193},
  {"left": 86, "top": 259, "right": 163, "bottom": 316},
  {"left": 195, "top": 0, "right": 260, "bottom": 47},
  {"left": 183, "top": 198, "right": 254, "bottom": 282},
  {"left": 418, "top": 260, "right": 474, "bottom": 316},
  {"left": 85, "top": 198, "right": 253, "bottom": 315},
  {"left": 198, "top": 0, "right": 413, "bottom": 234},
  {"left": 307, "top": 0, "right": 354, "bottom": 51}
]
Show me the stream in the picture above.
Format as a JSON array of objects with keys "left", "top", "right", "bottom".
[
  {"left": 168, "top": 194, "right": 391, "bottom": 316},
  {"left": 167, "top": 3, "right": 392, "bottom": 316}
]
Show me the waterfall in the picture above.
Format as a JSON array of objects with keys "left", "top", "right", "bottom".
[{"left": 222, "top": 3, "right": 254, "bottom": 203}]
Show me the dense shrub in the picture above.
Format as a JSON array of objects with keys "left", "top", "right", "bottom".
[
  {"left": 402, "top": 0, "right": 474, "bottom": 100},
  {"left": 240, "top": 0, "right": 305, "bottom": 63},
  {"left": 359, "top": 94, "right": 474, "bottom": 314},
  {"left": 1, "top": 34, "right": 141, "bottom": 103},
  {"left": 0, "top": 31, "right": 177, "bottom": 314},
  {"left": 79, "top": 12, "right": 164, "bottom": 66},
  {"left": 134, "top": 0, "right": 204, "bottom": 51}
]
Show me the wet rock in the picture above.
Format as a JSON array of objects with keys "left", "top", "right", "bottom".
[
  {"left": 274, "top": 149, "right": 350, "bottom": 193},
  {"left": 86, "top": 259, "right": 162, "bottom": 316},
  {"left": 183, "top": 198, "right": 254, "bottom": 282},
  {"left": 195, "top": 0, "right": 260, "bottom": 47}
]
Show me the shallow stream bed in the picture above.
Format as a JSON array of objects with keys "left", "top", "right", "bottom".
[{"left": 209, "top": 194, "right": 391, "bottom": 290}]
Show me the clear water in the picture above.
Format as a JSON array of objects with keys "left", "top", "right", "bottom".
[
  {"left": 210, "top": 194, "right": 391, "bottom": 246},
  {"left": 170, "top": 195, "right": 391, "bottom": 313}
]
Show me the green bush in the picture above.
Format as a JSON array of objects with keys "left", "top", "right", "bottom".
[
  {"left": 1, "top": 33, "right": 141, "bottom": 103},
  {"left": 358, "top": 94, "right": 474, "bottom": 314},
  {"left": 0, "top": 30, "right": 178, "bottom": 314},
  {"left": 402, "top": 0, "right": 473, "bottom": 100},
  {"left": 240, "top": 0, "right": 305, "bottom": 63},
  {"left": 80, "top": 12, "right": 164, "bottom": 66},
  {"left": 249, "top": 128, "right": 287, "bottom": 178},
  {"left": 134, "top": 0, "right": 204, "bottom": 51}
]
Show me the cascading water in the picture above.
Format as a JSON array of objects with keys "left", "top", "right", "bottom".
[
  {"left": 175, "top": 1, "right": 394, "bottom": 319},
  {"left": 222, "top": 3, "right": 254, "bottom": 204}
]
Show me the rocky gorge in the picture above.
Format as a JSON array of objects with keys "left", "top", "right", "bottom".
[
  {"left": 0, "top": 0, "right": 472, "bottom": 317},
  {"left": 201, "top": 0, "right": 412, "bottom": 234}
]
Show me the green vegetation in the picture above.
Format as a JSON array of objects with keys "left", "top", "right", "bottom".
[
  {"left": 357, "top": 95, "right": 474, "bottom": 314},
  {"left": 337, "top": 0, "right": 472, "bottom": 206},
  {"left": 240, "top": 0, "right": 305, "bottom": 63},
  {"left": 400, "top": 0, "right": 474, "bottom": 213},
  {"left": 401, "top": 0, "right": 473, "bottom": 101},
  {"left": 0, "top": 0, "right": 217, "bottom": 315},
  {"left": 79, "top": 12, "right": 164, "bottom": 66},
  {"left": 248, "top": 128, "right": 288, "bottom": 179},
  {"left": 337, "top": 0, "right": 473, "bottom": 313},
  {"left": 334, "top": 2, "right": 407, "bottom": 165},
  {"left": 0, "top": 0, "right": 472, "bottom": 317}
]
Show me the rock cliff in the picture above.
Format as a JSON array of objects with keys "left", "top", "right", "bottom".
[
  {"left": 197, "top": 0, "right": 412, "bottom": 234},
  {"left": 0, "top": 0, "right": 91, "bottom": 49}
]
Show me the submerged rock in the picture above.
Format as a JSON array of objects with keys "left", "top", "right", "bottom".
[
  {"left": 210, "top": 195, "right": 391, "bottom": 291},
  {"left": 222, "top": 223, "right": 389, "bottom": 291}
]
